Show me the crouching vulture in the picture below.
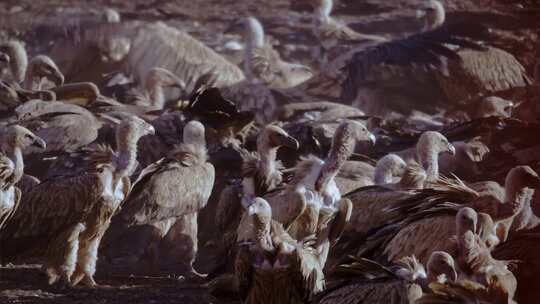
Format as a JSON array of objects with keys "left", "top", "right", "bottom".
[
  {"left": 103, "top": 120, "right": 214, "bottom": 278},
  {"left": 0, "top": 115, "right": 154, "bottom": 288}
]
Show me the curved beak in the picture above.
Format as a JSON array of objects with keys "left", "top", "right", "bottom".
[
  {"left": 368, "top": 132, "right": 376, "bottom": 146},
  {"left": 32, "top": 136, "right": 47, "bottom": 150},
  {"left": 283, "top": 136, "right": 300, "bottom": 150},
  {"left": 247, "top": 203, "right": 257, "bottom": 216},
  {"left": 50, "top": 69, "right": 65, "bottom": 86},
  {"left": 147, "top": 125, "right": 156, "bottom": 136},
  {"left": 0, "top": 53, "right": 10, "bottom": 64},
  {"left": 447, "top": 143, "right": 456, "bottom": 156}
]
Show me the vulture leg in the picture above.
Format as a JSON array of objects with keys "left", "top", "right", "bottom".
[
  {"left": 71, "top": 230, "right": 104, "bottom": 287},
  {"left": 163, "top": 213, "right": 205, "bottom": 279},
  {"left": 45, "top": 223, "right": 85, "bottom": 288}
]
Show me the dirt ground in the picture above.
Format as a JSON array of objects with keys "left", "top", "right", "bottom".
[{"left": 1, "top": 0, "right": 539, "bottom": 303}]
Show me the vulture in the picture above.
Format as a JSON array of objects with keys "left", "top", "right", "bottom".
[
  {"left": 225, "top": 16, "right": 313, "bottom": 89},
  {"left": 102, "top": 67, "right": 186, "bottom": 109},
  {"left": 310, "top": 0, "right": 387, "bottom": 68},
  {"left": 427, "top": 251, "right": 458, "bottom": 285},
  {"left": 0, "top": 40, "right": 64, "bottom": 89},
  {"left": 363, "top": 166, "right": 540, "bottom": 265},
  {"left": 454, "top": 208, "right": 517, "bottom": 303},
  {"left": 0, "top": 115, "right": 155, "bottom": 288},
  {"left": 262, "top": 120, "right": 374, "bottom": 268},
  {"left": 103, "top": 120, "right": 214, "bottom": 278},
  {"left": 235, "top": 197, "right": 324, "bottom": 304},
  {"left": 0, "top": 125, "right": 46, "bottom": 230},
  {"left": 49, "top": 21, "right": 245, "bottom": 93},
  {"left": 316, "top": 256, "right": 426, "bottom": 304},
  {"left": 438, "top": 137, "right": 490, "bottom": 182},
  {"left": 340, "top": 0, "right": 528, "bottom": 118}
]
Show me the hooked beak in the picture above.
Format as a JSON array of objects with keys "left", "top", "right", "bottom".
[
  {"left": 147, "top": 125, "right": 156, "bottom": 136},
  {"left": 32, "top": 136, "right": 47, "bottom": 150},
  {"left": 247, "top": 203, "right": 257, "bottom": 216},
  {"left": 50, "top": 69, "right": 65, "bottom": 86},
  {"left": 283, "top": 136, "right": 300, "bottom": 150},
  {"left": 447, "top": 143, "right": 456, "bottom": 156},
  {"left": 368, "top": 132, "right": 376, "bottom": 146},
  {"left": 0, "top": 53, "right": 10, "bottom": 64}
]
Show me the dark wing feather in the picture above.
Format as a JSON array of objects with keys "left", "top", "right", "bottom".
[{"left": 341, "top": 23, "right": 491, "bottom": 102}]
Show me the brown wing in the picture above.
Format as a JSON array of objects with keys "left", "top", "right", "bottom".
[
  {"left": 329, "top": 198, "right": 353, "bottom": 246},
  {"left": 0, "top": 172, "right": 106, "bottom": 258},
  {"left": 234, "top": 244, "right": 254, "bottom": 301},
  {"left": 117, "top": 157, "right": 215, "bottom": 226},
  {"left": 290, "top": 242, "right": 326, "bottom": 302}
]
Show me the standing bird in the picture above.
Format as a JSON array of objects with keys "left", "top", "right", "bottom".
[
  {"left": 103, "top": 120, "right": 214, "bottom": 278},
  {"left": 310, "top": 0, "right": 387, "bottom": 69},
  {"left": 1, "top": 116, "right": 154, "bottom": 288},
  {"left": 0, "top": 125, "right": 46, "bottom": 230},
  {"left": 235, "top": 197, "right": 324, "bottom": 304}
]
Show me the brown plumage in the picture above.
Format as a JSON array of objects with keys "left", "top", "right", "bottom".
[
  {"left": 103, "top": 121, "right": 214, "bottom": 276},
  {"left": 235, "top": 197, "right": 324, "bottom": 304},
  {"left": 1, "top": 116, "right": 154, "bottom": 288},
  {"left": 0, "top": 125, "right": 46, "bottom": 230},
  {"left": 317, "top": 256, "right": 426, "bottom": 304}
]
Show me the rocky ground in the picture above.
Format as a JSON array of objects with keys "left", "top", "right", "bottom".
[{"left": 1, "top": 0, "right": 539, "bottom": 303}]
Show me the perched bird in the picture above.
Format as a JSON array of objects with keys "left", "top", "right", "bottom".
[
  {"left": 103, "top": 121, "right": 214, "bottom": 278},
  {"left": 1, "top": 115, "right": 154, "bottom": 288},
  {"left": 225, "top": 16, "right": 313, "bottom": 89},
  {"left": 0, "top": 125, "right": 46, "bottom": 230},
  {"left": 235, "top": 197, "right": 324, "bottom": 304}
]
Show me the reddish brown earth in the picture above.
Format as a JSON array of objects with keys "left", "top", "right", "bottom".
[{"left": 1, "top": 0, "right": 539, "bottom": 303}]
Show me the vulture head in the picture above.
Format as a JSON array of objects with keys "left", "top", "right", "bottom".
[
  {"left": 102, "top": 8, "right": 121, "bottom": 23},
  {"left": 258, "top": 125, "right": 299, "bottom": 153},
  {"left": 427, "top": 251, "right": 457, "bottom": 284},
  {"left": 416, "top": 131, "right": 455, "bottom": 180},
  {"left": 416, "top": 0, "right": 445, "bottom": 31},
  {"left": 116, "top": 115, "right": 155, "bottom": 148},
  {"left": 505, "top": 165, "right": 540, "bottom": 192},
  {"left": 0, "top": 40, "right": 28, "bottom": 83},
  {"left": 315, "top": 120, "right": 375, "bottom": 191},
  {"left": 1, "top": 125, "right": 46, "bottom": 152},
  {"left": 374, "top": 153, "right": 407, "bottom": 184},
  {"left": 183, "top": 120, "right": 206, "bottom": 148},
  {"left": 225, "top": 17, "right": 265, "bottom": 48},
  {"left": 145, "top": 67, "right": 186, "bottom": 92},
  {"left": 456, "top": 207, "right": 478, "bottom": 236},
  {"left": 26, "top": 55, "right": 64, "bottom": 87},
  {"left": 476, "top": 212, "right": 499, "bottom": 250},
  {"left": 476, "top": 96, "right": 514, "bottom": 118}
]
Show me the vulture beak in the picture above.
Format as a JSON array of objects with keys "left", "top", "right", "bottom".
[
  {"left": 147, "top": 125, "right": 156, "bottom": 136},
  {"left": 247, "top": 203, "right": 258, "bottom": 216},
  {"left": 416, "top": 9, "right": 427, "bottom": 19},
  {"left": 282, "top": 136, "right": 300, "bottom": 150},
  {"left": 50, "top": 69, "right": 65, "bottom": 86},
  {"left": 32, "top": 136, "right": 47, "bottom": 150},
  {"left": 368, "top": 132, "right": 377, "bottom": 146},
  {"left": 447, "top": 143, "right": 456, "bottom": 156},
  {"left": 0, "top": 53, "right": 10, "bottom": 64}
]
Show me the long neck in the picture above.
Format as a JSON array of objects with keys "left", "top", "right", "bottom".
[
  {"left": 23, "top": 71, "right": 42, "bottom": 90},
  {"left": 417, "top": 147, "right": 439, "bottom": 182},
  {"left": 254, "top": 216, "right": 272, "bottom": 250},
  {"left": 317, "top": 133, "right": 354, "bottom": 191},
  {"left": 315, "top": 0, "right": 332, "bottom": 22},
  {"left": 505, "top": 176, "right": 534, "bottom": 229},
  {"left": 115, "top": 132, "right": 140, "bottom": 177},
  {"left": 147, "top": 82, "right": 165, "bottom": 109},
  {"left": 257, "top": 141, "right": 278, "bottom": 180},
  {"left": 6, "top": 146, "right": 24, "bottom": 184},
  {"left": 247, "top": 19, "right": 265, "bottom": 49}
]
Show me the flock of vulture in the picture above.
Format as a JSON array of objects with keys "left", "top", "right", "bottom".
[{"left": 0, "top": 0, "right": 539, "bottom": 303}]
